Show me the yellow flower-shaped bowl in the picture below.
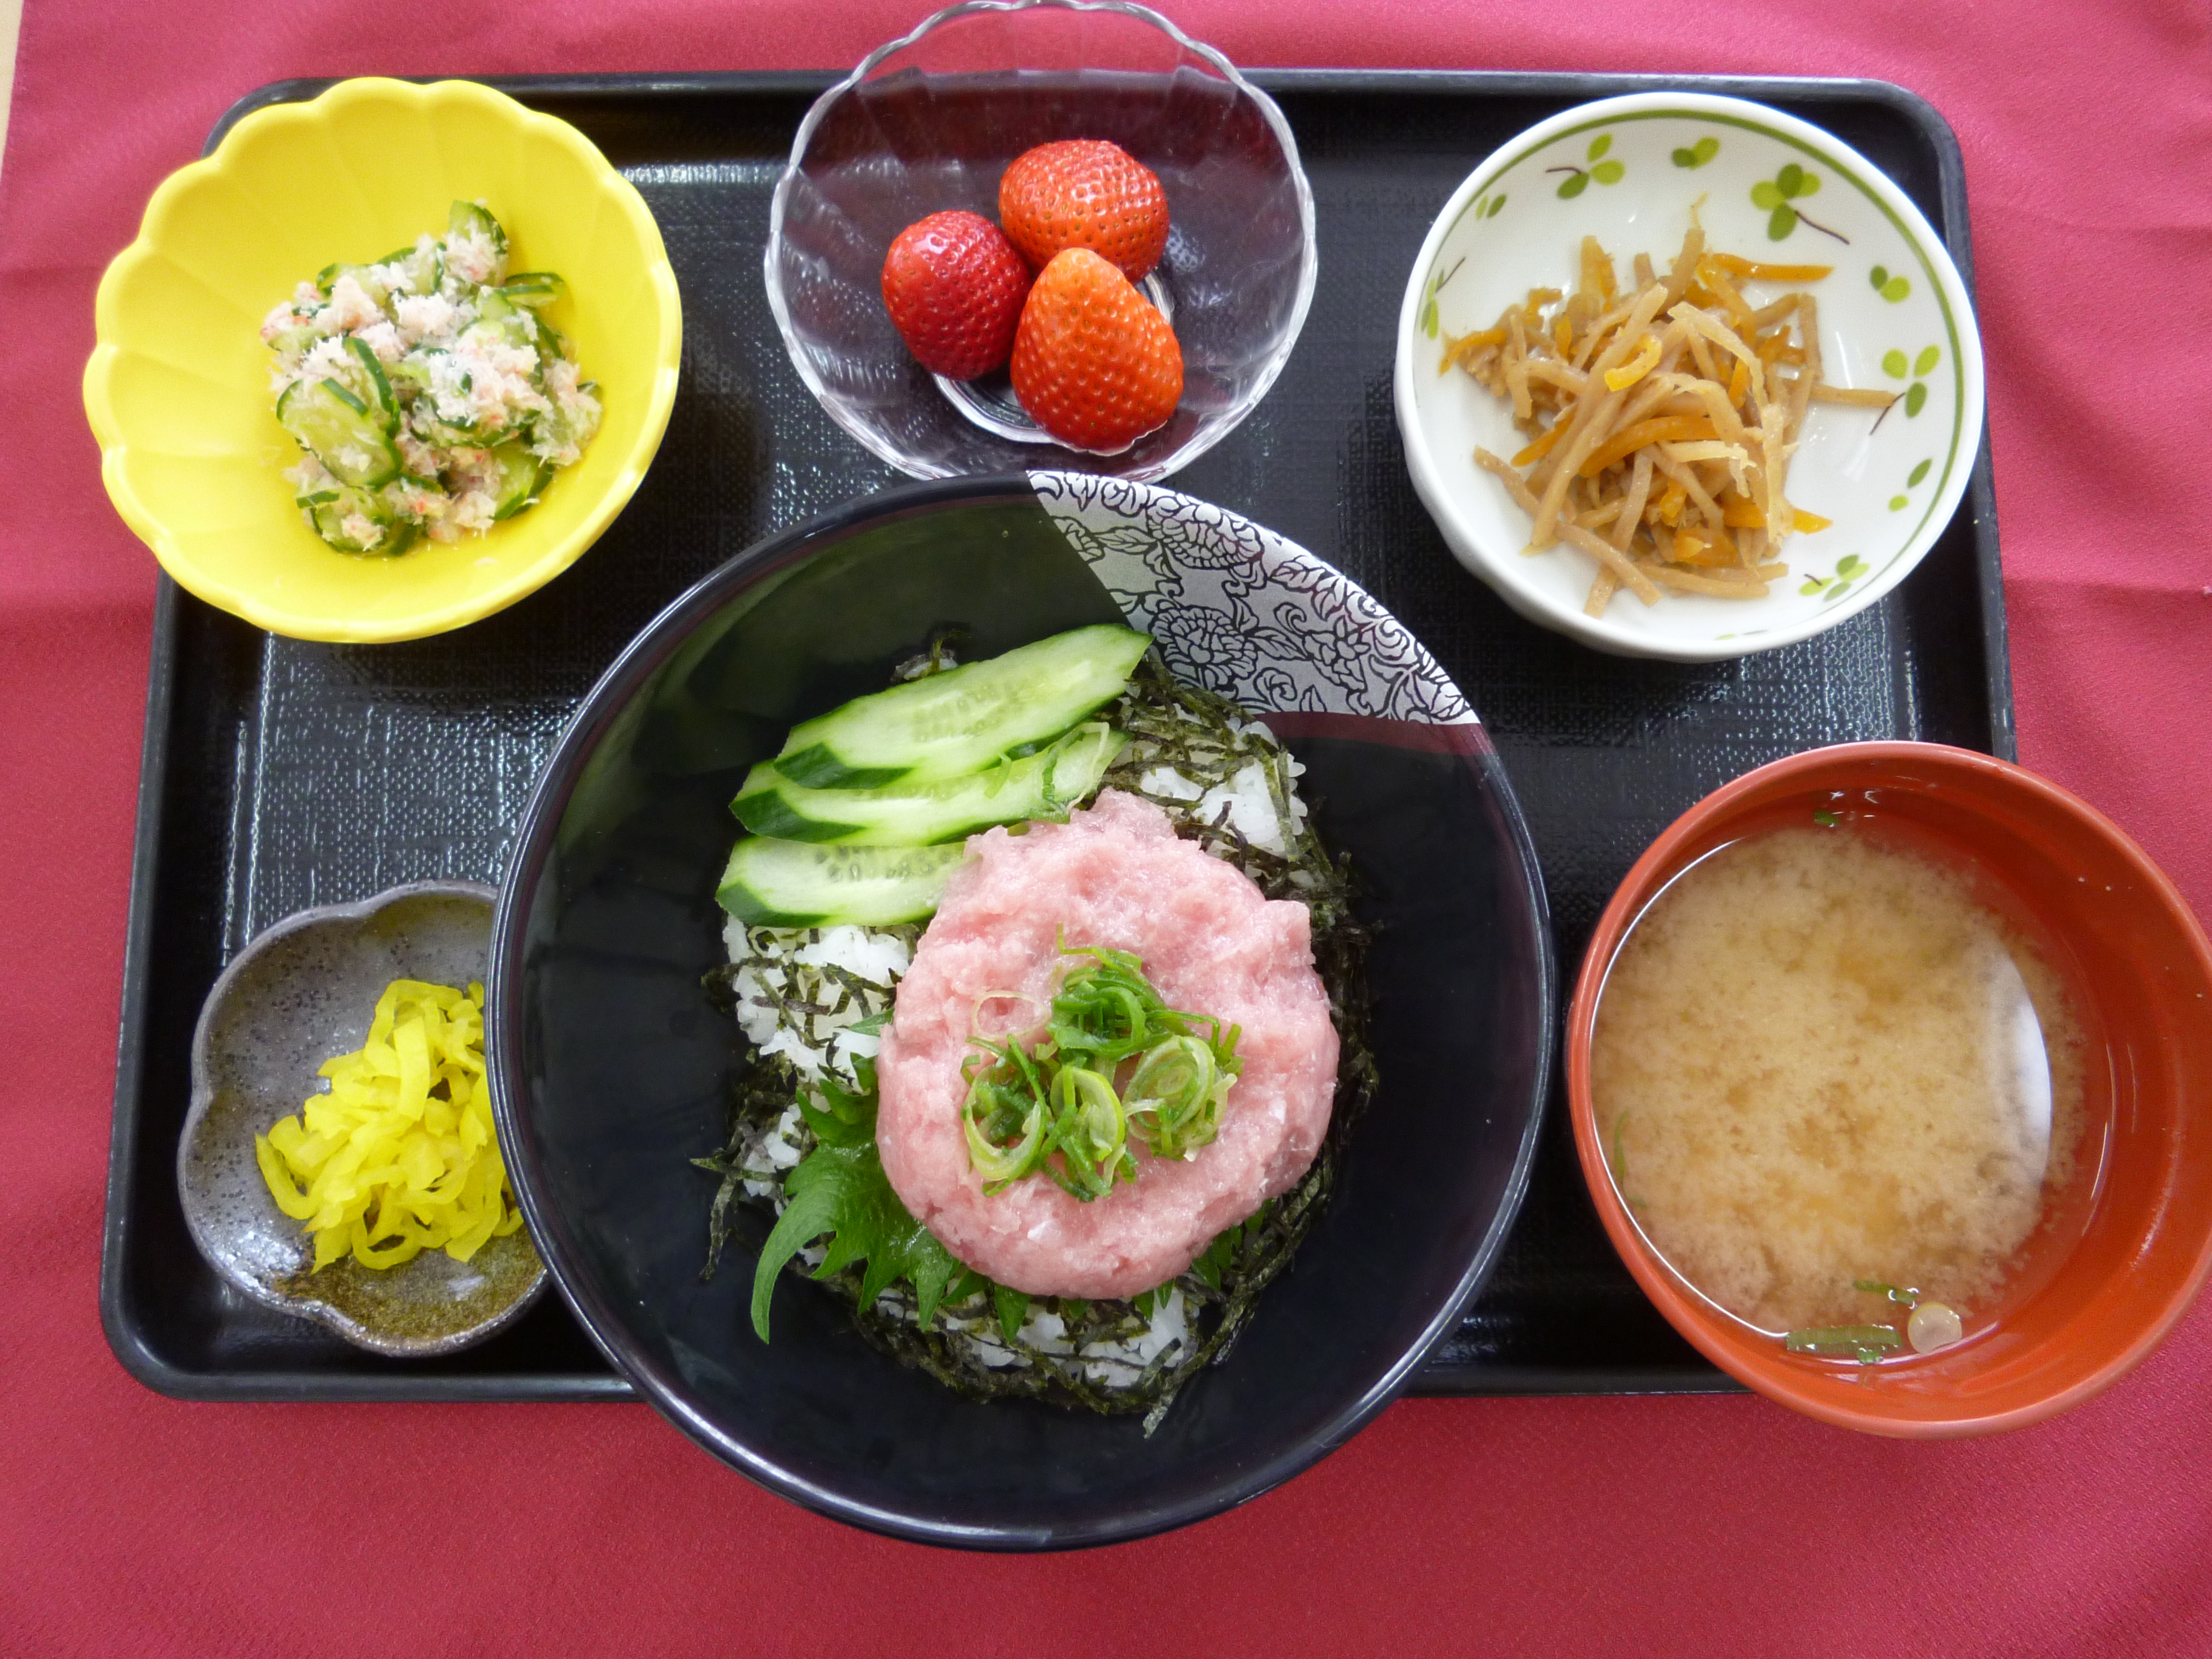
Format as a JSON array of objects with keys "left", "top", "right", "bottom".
[{"left": 84, "top": 77, "right": 682, "bottom": 643}]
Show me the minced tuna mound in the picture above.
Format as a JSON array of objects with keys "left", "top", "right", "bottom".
[{"left": 877, "top": 790, "right": 1339, "bottom": 1299}]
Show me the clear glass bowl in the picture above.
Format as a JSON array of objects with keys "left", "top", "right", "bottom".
[{"left": 765, "top": 0, "right": 1317, "bottom": 482}]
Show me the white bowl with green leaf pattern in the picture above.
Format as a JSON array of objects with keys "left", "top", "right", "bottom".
[{"left": 1394, "top": 92, "right": 1984, "bottom": 661}]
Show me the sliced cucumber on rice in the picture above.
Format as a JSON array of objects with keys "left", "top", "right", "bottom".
[
  {"left": 721, "top": 628, "right": 1152, "bottom": 925},
  {"left": 716, "top": 839, "right": 966, "bottom": 928},
  {"left": 770, "top": 624, "right": 1151, "bottom": 791},
  {"left": 734, "top": 722, "right": 1126, "bottom": 846}
]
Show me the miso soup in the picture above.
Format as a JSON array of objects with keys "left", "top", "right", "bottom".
[{"left": 1591, "top": 823, "right": 2089, "bottom": 1343}]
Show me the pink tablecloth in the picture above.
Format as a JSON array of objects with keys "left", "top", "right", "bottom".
[{"left": 4, "top": 2, "right": 2207, "bottom": 1653}]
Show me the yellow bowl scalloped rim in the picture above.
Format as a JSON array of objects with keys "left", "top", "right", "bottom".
[{"left": 84, "top": 77, "right": 682, "bottom": 644}]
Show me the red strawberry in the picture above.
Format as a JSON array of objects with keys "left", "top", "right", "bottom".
[
  {"left": 1010, "top": 248, "right": 1183, "bottom": 452},
  {"left": 880, "top": 210, "right": 1031, "bottom": 380},
  {"left": 999, "top": 140, "right": 1170, "bottom": 282}
]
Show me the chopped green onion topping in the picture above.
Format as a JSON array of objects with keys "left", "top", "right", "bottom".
[
  {"left": 1785, "top": 1323, "right": 1904, "bottom": 1364},
  {"left": 1854, "top": 1278, "right": 1923, "bottom": 1308},
  {"left": 1049, "top": 1065, "right": 1133, "bottom": 1200},
  {"left": 959, "top": 936, "right": 1243, "bottom": 1200}
]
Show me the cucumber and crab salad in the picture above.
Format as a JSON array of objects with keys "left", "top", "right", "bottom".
[
  {"left": 698, "top": 631, "right": 1375, "bottom": 1426},
  {"left": 260, "top": 200, "right": 602, "bottom": 556}
]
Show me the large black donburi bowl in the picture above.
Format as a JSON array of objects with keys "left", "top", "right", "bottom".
[{"left": 488, "top": 471, "right": 1552, "bottom": 1549}]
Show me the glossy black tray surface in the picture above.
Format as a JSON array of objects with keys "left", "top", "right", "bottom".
[{"left": 103, "top": 69, "right": 2008, "bottom": 1401}]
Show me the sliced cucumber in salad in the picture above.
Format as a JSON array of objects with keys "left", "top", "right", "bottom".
[
  {"left": 342, "top": 338, "right": 400, "bottom": 431},
  {"left": 487, "top": 443, "right": 550, "bottom": 521},
  {"left": 301, "top": 482, "right": 415, "bottom": 556},
  {"left": 501, "top": 272, "right": 567, "bottom": 308},
  {"left": 278, "top": 378, "right": 401, "bottom": 488},
  {"left": 448, "top": 199, "right": 508, "bottom": 256}
]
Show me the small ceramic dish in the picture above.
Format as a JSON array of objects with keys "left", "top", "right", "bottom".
[
  {"left": 1566, "top": 743, "right": 2212, "bottom": 1436},
  {"left": 178, "top": 881, "right": 545, "bottom": 1357},
  {"left": 1395, "top": 92, "right": 1984, "bottom": 660},
  {"left": 85, "top": 76, "right": 682, "bottom": 644},
  {"left": 765, "top": 0, "right": 1317, "bottom": 482}
]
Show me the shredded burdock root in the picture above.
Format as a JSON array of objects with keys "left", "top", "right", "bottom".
[{"left": 1443, "top": 221, "right": 1897, "bottom": 615}]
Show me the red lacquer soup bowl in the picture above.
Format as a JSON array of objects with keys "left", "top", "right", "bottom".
[{"left": 1566, "top": 742, "right": 2212, "bottom": 1437}]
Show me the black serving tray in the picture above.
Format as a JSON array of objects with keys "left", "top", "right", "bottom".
[{"left": 103, "top": 69, "right": 2008, "bottom": 1402}]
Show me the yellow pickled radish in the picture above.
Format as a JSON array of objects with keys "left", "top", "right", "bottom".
[{"left": 253, "top": 978, "right": 525, "bottom": 1272}]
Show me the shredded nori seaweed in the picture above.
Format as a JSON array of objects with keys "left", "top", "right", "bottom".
[{"left": 695, "top": 653, "right": 1376, "bottom": 1429}]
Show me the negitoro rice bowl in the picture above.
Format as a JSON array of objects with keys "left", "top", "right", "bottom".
[
  {"left": 700, "top": 648, "right": 1367, "bottom": 1431},
  {"left": 490, "top": 473, "right": 1552, "bottom": 1547}
]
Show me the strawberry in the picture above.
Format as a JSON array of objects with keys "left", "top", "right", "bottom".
[
  {"left": 880, "top": 210, "right": 1031, "bottom": 380},
  {"left": 999, "top": 140, "right": 1170, "bottom": 282},
  {"left": 1010, "top": 248, "right": 1183, "bottom": 452}
]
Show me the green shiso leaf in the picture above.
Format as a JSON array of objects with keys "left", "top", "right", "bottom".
[
  {"left": 993, "top": 1284, "right": 1030, "bottom": 1343},
  {"left": 749, "top": 1060, "right": 969, "bottom": 1340}
]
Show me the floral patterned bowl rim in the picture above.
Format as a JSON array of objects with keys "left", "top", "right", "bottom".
[{"left": 1394, "top": 92, "right": 1986, "bottom": 661}]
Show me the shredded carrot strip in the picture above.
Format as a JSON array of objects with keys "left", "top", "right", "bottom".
[
  {"left": 1696, "top": 258, "right": 1760, "bottom": 337},
  {"left": 1792, "top": 507, "right": 1833, "bottom": 534},
  {"left": 1439, "top": 325, "right": 1507, "bottom": 375},
  {"left": 1511, "top": 424, "right": 1567, "bottom": 467},
  {"left": 1708, "top": 253, "right": 1834, "bottom": 282},
  {"left": 1578, "top": 415, "right": 1719, "bottom": 478},
  {"left": 1669, "top": 527, "right": 1739, "bottom": 567}
]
